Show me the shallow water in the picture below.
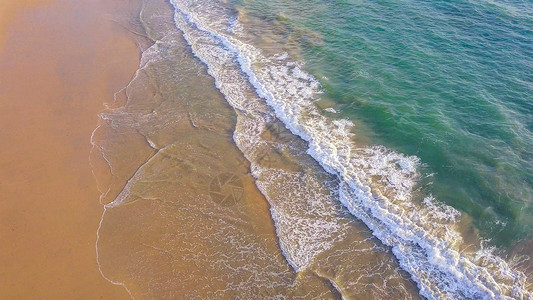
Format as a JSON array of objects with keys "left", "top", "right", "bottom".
[
  {"left": 94, "top": 0, "right": 419, "bottom": 298},
  {"left": 93, "top": 0, "right": 533, "bottom": 298}
]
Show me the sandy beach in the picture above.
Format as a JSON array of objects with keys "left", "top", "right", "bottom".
[{"left": 0, "top": 0, "right": 141, "bottom": 297}]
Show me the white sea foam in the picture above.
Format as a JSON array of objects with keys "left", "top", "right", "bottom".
[{"left": 169, "top": 0, "right": 532, "bottom": 298}]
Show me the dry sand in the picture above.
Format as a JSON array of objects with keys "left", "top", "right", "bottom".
[
  {"left": 0, "top": 0, "right": 51, "bottom": 49},
  {"left": 0, "top": 0, "right": 142, "bottom": 298}
]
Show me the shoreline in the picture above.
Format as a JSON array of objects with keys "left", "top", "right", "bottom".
[
  {"left": 2, "top": 0, "right": 530, "bottom": 298},
  {"left": 0, "top": 0, "right": 142, "bottom": 298}
]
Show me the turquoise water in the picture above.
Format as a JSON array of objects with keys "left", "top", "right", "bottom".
[{"left": 236, "top": 0, "right": 533, "bottom": 247}]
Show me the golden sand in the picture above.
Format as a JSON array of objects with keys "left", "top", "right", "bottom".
[
  {"left": 0, "top": 0, "right": 142, "bottom": 298},
  {"left": 0, "top": 0, "right": 51, "bottom": 50}
]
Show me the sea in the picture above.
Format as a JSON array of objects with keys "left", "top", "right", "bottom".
[{"left": 93, "top": 0, "right": 533, "bottom": 298}]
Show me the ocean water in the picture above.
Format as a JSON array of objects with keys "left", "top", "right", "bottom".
[
  {"left": 94, "top": 0, "right": 533, "bottom": 298},
  {"left": 235, "top": 0, "right": 533, "bottom": 249}
]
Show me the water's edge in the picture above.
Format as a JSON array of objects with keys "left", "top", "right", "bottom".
[{"left": 91, "top": 0, "right": 532, "bottom": 298}]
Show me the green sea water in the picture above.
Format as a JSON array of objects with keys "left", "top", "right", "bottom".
[{"left": 236, "top": 0, "right": 533, "bottom": 247}]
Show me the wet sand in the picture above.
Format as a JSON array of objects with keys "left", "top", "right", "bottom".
[{"left": 0, "top": 0, "right": 141, "bottom": 298}]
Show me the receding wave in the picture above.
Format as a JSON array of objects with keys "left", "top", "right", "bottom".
[{"left": 169, "top": 0, "right": 532, "bottom": 298}]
